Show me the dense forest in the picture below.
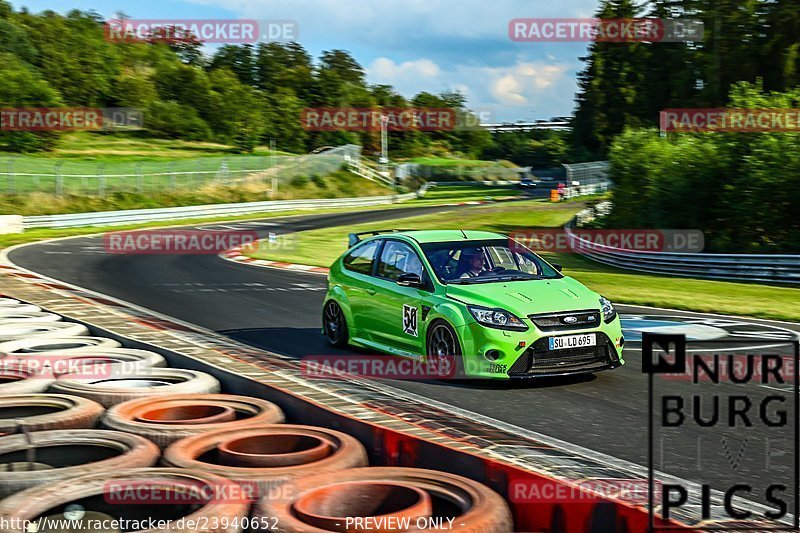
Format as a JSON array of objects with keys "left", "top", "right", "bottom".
[
  {"left": 573, "top": 0, "right": 800, "bottom": 157},
  {"left": 576, "top": 0, "right": 800, "bottom": 252},
  {"left": 0, "top": 0, "right": 573, "bottom": 165}
]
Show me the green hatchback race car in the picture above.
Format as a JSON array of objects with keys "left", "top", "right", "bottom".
[{"left": 322, "top": 229, "right": 625, "bottom": 379}]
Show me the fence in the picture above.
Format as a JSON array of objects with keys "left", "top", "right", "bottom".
[
  {"left": 401, "top": 164, "right": 524, "bottom": 182},
  {"left": 563, "top": 161, "right": 609, "bottom": 187},
  {"left": 346, "top": 157, "right": 394, "bottom": 188},
  {"left": 567, "top": 203, "right": 800, "bottom": 284},
  {"left": 1, "top": 145, "right": 362, "bottom": 197}
]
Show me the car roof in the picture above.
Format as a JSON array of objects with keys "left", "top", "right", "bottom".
[{"left": 384, "top": 230, "right": 506, "bottom": 244}]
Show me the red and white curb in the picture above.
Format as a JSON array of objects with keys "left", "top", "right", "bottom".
[{"left": 220, "top": 247, "right": 330, "bottom": 275}]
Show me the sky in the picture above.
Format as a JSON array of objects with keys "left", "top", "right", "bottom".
[{"left": 12, "top": 0, "right": 602, "bottom": 122}]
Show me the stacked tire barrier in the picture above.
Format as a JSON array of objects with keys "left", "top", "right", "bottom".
[{"left": 0, "top": 297, "right": 517, "bottom": 532}]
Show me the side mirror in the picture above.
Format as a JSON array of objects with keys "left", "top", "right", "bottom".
[
  {"left": 348, "top": 233, "right": 360, "bottom": 248},
  {"left": 397, "top": 273, "right": 422, "bottom": 287},
  {"left": 551, "top": 263, "right": 563, "bottom": 272}
]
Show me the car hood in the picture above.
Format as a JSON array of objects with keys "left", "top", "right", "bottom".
[{"left": 445, "top": 276, "right": 602, "bottom": 317}]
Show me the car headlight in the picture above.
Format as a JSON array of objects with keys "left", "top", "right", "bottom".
[
  {"left": 468, "top": 305, "right": 528, "bottom": 331},
  {"left": 600, "top": 296, "right": 617, "bottom": 323}
]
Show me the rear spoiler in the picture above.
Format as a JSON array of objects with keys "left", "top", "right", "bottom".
[{"left": 348, "top": 229, "right": 415, "bottom": 248}]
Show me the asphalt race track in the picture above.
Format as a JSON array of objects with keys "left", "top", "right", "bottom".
[{"left": 10, "top": 200, "right": 800, "bottom": 519}]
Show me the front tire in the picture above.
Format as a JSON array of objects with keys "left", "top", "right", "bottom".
[
  {"left": 323, "top": 300, "right": 349, "bottom": 348},
  {"left": 426, "top": 320, "right": 463, "bottom": 379}
]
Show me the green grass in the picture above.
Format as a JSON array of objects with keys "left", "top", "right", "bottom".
[
  {"left": 412, "top": 184, "right": 523, "bottom": 204},
  {"left": 1, "top": 132, "right": 296, "bottom": 162},
  {"left": 0, "top": 201, "right": 412, "bottom": 250},
  {"left": 0, "top": 184, "right": 530, "bottom": 250},
  {"left": 250, "top": 200, "right": 578, "bottom": 267},
  {"left": 0, "top": 132, "right": 303, "bottom": 197},
  {"left": 0, "top": 169, "right": 395, "bottom": 216},
  {"left": 543, "top": 253, "right": 800, "bottom": 322},
  {"left": 249, "top": 200, "right": 800, "bottom": 323}
]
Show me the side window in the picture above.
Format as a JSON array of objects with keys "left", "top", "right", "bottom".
[
  {"left": 377, "top": 241, "right": 424, "bottom": 281},
  {"left": 343, "top": 240, "right": 379, "bottom": 275},
  {"left": 488, "top": 246, "right": 516, "bottom": 270}
]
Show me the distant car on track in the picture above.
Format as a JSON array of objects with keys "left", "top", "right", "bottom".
[{"left": 322, "top": 230, "right": 625, "bottom": 380}]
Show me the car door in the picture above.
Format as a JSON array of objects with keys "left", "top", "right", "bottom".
[
  {"left": 366, "top": 239, "right": 428, "bottom": 356},
  {"left": 339, "top": 239, "right": 382, "bottom": 339}
]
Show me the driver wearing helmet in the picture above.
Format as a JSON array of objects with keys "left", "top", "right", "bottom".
[{"left": 460, "top": 248, "right": 486, "bottom": 279}]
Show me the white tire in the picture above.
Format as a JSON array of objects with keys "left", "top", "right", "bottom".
[
  {"left": 0, "top": 304, "right": 42, "bottom": 315},
  {"left": 0, "top": 322, "right": 89, "bottom": 342},
  {"left": 0, "top": 312, "right": 62, "bottom": 324},
  {"left": 33, "top": 348, "right": 168, "bottom": 377},
  {"left": 0, "top": 337, "right": 122, "bottom": 356},
  {"left": 50, "top": 368, "right": 221, "bottom": 407},
  {"left": 0, "top": 362, "right": 53, "bottom": 394}
]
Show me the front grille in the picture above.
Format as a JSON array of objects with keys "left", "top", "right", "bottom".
[
  {"left": 528, "top": 310, "right": 601, "bottom": 332},
  {"left": 508, "top": 333, "right": 619, "bottom": 377}
]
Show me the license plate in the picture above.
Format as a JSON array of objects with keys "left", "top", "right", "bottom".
[{"left": 549, "top": 334, "right": 596, "bottom": 351}]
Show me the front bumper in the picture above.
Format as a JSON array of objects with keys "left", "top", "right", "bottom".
[{"left": 456, "top": 317, "right": 625, "bottom": 380}]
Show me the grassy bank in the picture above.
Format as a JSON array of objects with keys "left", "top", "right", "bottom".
[
  {"left": 248, "top": 200, "right": 800, "bottom": 322},
  {"left": 249, "top": 200, "right": 579, "bottom": 266},
  {"left": 0, "top": 170, "right": 395, "bottom": 216},
  {"left": 1, "top": 132, "right": 295, "bottom": 162}
]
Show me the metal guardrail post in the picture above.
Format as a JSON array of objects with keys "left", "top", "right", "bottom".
[
  {"left": 169, "top": 161, "right": 176, "bottom": 190},
  {"left": 97, "top": 164, "right": 106, "bottom": 197},
  {"left": 6, "top": 158, "right": 14, "bottom": 195},
  {"left": 54, "top": 162, "right": 64, "bottom": 197},
  {"left": 136, "top": 163, "right": 143, "bottom": 193}
]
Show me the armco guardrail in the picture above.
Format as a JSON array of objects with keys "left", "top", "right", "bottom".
[
  {"left": 566, "top": 213, "right": 800, "bottom": 284},
  {"left": 22, "top": 190, "right": 424, "bottom": 229}
]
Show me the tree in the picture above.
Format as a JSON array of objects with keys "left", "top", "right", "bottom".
[
  {"left": 210, "top": 45, "right": 255, "bottom": 86},
  {"left": 19, "top": 9, "right": 120, "bottom": 105},
  {"left": 0, "top": 52, "right": 62, "bottom": 151}
]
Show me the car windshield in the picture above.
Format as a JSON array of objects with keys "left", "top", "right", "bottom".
[{"left": 420, "top": 239, "right": 562, "bottom": 284}]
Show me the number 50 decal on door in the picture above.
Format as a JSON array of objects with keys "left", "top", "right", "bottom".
[{"left": 403, "top": 304, "right": 419, "bottom": 337}]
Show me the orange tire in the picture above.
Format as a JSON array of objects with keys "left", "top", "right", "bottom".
[
  {"left": 253, "top": 467, "right": 514, "bottom": 532},
  {"left": 162, "top": 425, "right": 368, "bottom": 494},
  {"left": 103, "top": 394, "right": 285, "bottom": 447}
]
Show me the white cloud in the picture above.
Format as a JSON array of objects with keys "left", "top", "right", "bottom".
[
  {"left": 182, "top": 0, "right": 594, "bottom": 119},
  {"left": 366, "top": 56, "right": 573, "bottom": 118},
  {"left": 369, "top": 58, "right": 441, "bottom": 82}
]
